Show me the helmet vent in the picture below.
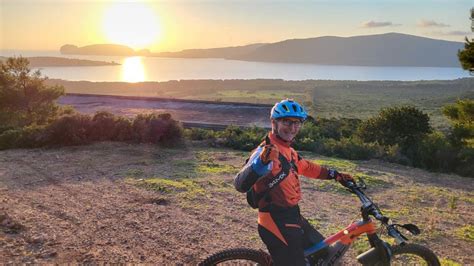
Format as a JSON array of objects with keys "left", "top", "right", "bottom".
[
  {"left": 274, "top": 110, "right": 281, "bottom": 114},
  {"left": 292, "top": 104, "right": 298, "bottom": 112},
  {"left": 282, "top": 104, "right": 290, "bottom": 112}
]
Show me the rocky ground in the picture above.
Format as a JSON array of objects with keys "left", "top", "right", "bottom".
[{"left": 0, "top": 142, "right": 472, "bottom": 264}]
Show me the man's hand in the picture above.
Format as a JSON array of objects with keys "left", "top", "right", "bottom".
[
  {"left": 336, "top": 173, "right": 354, "bottom": 185},
  {"left": 328, "top": 169, "right": 354, "bottom": 186},
  {"left": 259, "top": 144, "right": 279, "bottom": 164}
]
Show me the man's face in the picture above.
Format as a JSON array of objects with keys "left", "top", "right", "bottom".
[{"left": 273, "top": 117, "right": 303, "bottom": 141}]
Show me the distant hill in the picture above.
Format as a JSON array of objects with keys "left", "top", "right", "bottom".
[
  {"left": 60, "top": 33, "right": 464, "bottom": 67},
  {"left": 0, "top": 56, "right": 119, "bottom": 67},
  {"left": 60, "top": 44, "right": 150, "bottom": 56},
  {"left": 153, "top": 43, "right": 266, "bottom": 58},
  {"left": 230, "top": 33, "right": 463, "bottom": 67}
]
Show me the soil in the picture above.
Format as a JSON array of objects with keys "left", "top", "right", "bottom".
[
  {"left": 58, "top": 94, "right": 272, "bottom": 128},
  {"left": 0, "top": 142, "right": 472, "bottom": 264}
]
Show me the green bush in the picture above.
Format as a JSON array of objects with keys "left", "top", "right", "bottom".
[
  {"left": 184, "top": 128, "right": 217, "bottom": 141},
  {"left": 358, "top": 106, "right": 432, "bottom": 151},
  {"left": 132, "top": 113, "right": 183, "bottom": 145},
  {"left": 89, "top": 111, "right": 118, "bottom": 141},
  {"left": 113, "top": 116, "right": 133, "bottom": 142},
  {"left": 0, "top": 125, "right": 46, "bottom": 150},
  {"left": 455, "top": 147, "right": 474, "bottom": 177},
  {"left": 319, "top": 138, "right": 379, "bottom": 160},
  {"left": 0, "top": 57, "right": 65, "bottom": 129},
  {"left": 43, "top": 114, "right": 93, "bottom": 146},
  {"left": 411, "top": 132, "right": 459, "bottom": 171},
  {"left": 219, "top": 125, "right": 266, "bottom": 151}
]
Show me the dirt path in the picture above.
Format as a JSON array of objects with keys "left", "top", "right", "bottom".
[
  {"left": 1, "top": 142, "right": 472, "bottom": 264},
  {"left": 58, "top": 94, "right": 272, "bottom": 127}
]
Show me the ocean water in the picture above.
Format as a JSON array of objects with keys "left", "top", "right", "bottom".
[{"left": 1, "top": 50, "right": 470, "bottom": 82}]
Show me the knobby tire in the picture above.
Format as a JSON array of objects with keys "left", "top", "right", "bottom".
[
  {"left": 199, "top": 248, "right": 271, "bottom": 266},
  {"left": 390, "top": 243, "right": 440, "bottom": 266}
]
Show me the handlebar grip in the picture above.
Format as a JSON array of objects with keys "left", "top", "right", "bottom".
[
  {"left": 388, "top": 225, "right": 407, "bottom": 244},
  {"left": 374, "top": 213, "right": 389, "bottom": 223}
]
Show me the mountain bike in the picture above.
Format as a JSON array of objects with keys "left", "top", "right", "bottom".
[{"left": 199, "top": 178, "right": 440, "bottom": 265}]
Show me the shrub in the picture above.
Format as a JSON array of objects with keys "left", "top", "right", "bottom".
[
  {"left": 358, "top": 106, "right": 431, "bottom": 151},
  {"left": 455, "top": 147, "right": 474, "bottom": 177},
  {"left": 442, "top": 99, "right": 474, "bottom": 147},
  {"left": 89, "top": 111, "right": 118, "bottom": 141},
  {"left": 0, "top": 57, "right": 65, "bottom": 128},
  {"left": 320, "top": 138, "right": 378, "bottom": 160},
  {"left": 0, "top": 125, "right": 46, "bottom": 150},
  {"left": 43, "top": 114, "right": 93, "bottom": 146},
  {"left": 132, "top": 113, "right": 183, "bottom": 145},
  {"left": 184, "top": 128, "right": 217, "bottom": 141},
  {"left": 113, "top": 116, "right": 133, "bottom": 141},
  {"left": 219, "top": 125, "right": 266, "bottom": 151},
  {"left": 411, "top": 132, "right": 459, "bottom": 171}
]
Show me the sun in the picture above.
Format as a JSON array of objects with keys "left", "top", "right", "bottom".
[{"left": 102, "top": 3, "right": 160, "bottom": 49}]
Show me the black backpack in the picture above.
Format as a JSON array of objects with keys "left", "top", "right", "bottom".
[{"left": 246, "top": 137, "right": 297, "bottom": 209}]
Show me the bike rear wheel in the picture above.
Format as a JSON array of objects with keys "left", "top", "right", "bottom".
[
  {"left": 391, "top": 243, "right": 440, "bottom": 266},
  {"left": 199, "top": 248, "right": 272, "bottom": 266}
]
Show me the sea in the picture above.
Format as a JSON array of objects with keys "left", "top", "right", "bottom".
[{"left": 1, "top": 50, "right": 470, "bottom": 82}]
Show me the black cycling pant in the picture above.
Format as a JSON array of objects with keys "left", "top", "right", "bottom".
[{"left": 258, "top": 205, "right": 325, "bottom": 266}]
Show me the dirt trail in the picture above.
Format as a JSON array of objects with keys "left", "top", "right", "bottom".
[{"left": 1, "top": 142, "right": 472, "bottom": 264}]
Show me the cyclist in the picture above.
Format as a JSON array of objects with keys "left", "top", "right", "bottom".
[{"left": 234, "top": 99, "right": 354, "bottom": 266}]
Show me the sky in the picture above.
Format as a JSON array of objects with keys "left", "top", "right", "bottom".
[{"left": 1, "top": 0, "right": 473, "bottom": 52}]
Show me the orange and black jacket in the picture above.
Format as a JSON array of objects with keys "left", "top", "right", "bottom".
[{"left": 234, "top": 132, "right": 331, "bottom": 209}]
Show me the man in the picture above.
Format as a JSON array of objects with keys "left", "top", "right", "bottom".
[{"left": 234, "top": 99, "right": 354, "bottom": 266}]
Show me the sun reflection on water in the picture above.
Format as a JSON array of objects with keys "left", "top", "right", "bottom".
[{"left": 122, "top": 57, "right": 146, "bottom": 82}]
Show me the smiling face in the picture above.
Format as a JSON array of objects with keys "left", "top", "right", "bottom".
[{"left": 272, "top": 117, "right": 303, "bottom": 142}]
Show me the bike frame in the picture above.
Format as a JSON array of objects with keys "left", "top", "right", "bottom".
[{"left": 304, "top": 218, "right": 379, "bottom": 264}]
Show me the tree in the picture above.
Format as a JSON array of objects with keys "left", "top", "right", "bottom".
[
  {"left": 442, "top": 99, "right": 474, "bottom": 147},
  {"left": 458, "top": 37, "right": 474, "bottom": 74},
  {"left": 0, "top": 57, "right": 65, "bottom": 131},
  {"left": 358, "top": 106, "right": 432, "bottom": 151},
  {"left": 457, "top": 8, "right": 474, "bottom": 74}
]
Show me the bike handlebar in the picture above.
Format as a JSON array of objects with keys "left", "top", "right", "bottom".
[
  {"left": 344, "top": 180, "right": 389, "bottom": 224},
  {"left": 343, "top": 179, "right": 408, "bottom": 244}
]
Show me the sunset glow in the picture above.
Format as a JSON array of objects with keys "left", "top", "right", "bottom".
[
  {"left": 122, "top": 57, "right": 146, "bottom": 82},
  {"left": 102, "top": 3, "right": 161, "bottom": 49}
]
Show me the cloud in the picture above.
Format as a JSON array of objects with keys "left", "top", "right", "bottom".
[
  {"left": 361, "top": 20, "right": 399, "bottom": 28},
  {"left": 417, "top": 19, "right": 450, "bottom": 28}
]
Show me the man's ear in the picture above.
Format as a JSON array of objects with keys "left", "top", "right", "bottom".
[{"left": 271, "top": 119, "right": 277, "bottom": 131}]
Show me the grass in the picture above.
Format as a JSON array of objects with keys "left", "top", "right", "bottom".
[
  {"left": 126, "top": 177, "right": 206, "bottom": 200},
  {"left": 313, "top": 158, "right": 357, "bottom": 172},
  {"left": 215, "top": 89, "right": 307, "bottom": 103},
  {"left": 195, "top": 151, "right": 239, "bottom": 175},
  {"left": 454, "top": 225, "right": 474, "bottom": 242},
  {"left": 440, "top": 258, "right": 462, "bottom": 266}
]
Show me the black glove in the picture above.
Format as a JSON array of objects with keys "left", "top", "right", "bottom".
[{"left": 328, "top": 169, "right": 355, "bottom": 186}]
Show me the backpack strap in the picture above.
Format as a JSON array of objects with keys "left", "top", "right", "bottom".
[{"left": 247, "top": 136, "right": 298, "bottom": 208}]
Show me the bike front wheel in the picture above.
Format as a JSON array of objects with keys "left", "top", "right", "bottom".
[
  {"left": 199, "top": 248, "right": 272, "bottom": 266},
  {"left": 391, "top": 243, "right": 440, "bottom": 266}
]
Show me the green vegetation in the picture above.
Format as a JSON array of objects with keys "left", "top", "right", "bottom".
[
  {"left": 126, "top": 177, "right": 206, "bottom": 200},
  {"left": 458, "top": 37, "right": 474, "bottom": 74},
  {"left": 48, "top": 78, "right": 474, "bottom": 129},
  {"left": 1, "top": 57, "right": 472, "bottom": 177},
  {"left": 0, "top": 57, "right": 66, "bottom": 131},
  {"left": 440, "top": 258, "right": 462, "bottom": 266},
  {"left": 184, "top": 103, "right": 473, "bottom": 177},
  {"left": 454, "top": 225, "right": 474, "bottom": 242},
  {"left": 358, "top": 106, "right": 431, "bottom": 151}
]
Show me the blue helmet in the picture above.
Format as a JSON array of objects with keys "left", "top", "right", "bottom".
[{"left": 270, "top": 99, "right": 308, "bottom": 120}]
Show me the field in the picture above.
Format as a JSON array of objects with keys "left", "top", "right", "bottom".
[
  {"left": 47, "top": 78, "right": 474, "bottom": 129},
  {"left": 1, "top": 141, "right": 472, "bottom": 264}
]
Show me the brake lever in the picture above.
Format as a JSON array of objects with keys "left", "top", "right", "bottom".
[
  {"left": 393, "top": 223, "right": 421, "bottom": 236},
  {"left": 358, "top": 178, "right": 367, "bottom": 190},
  {"left": 387, "top": 225, "right": 408, "bottom": 245}
]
